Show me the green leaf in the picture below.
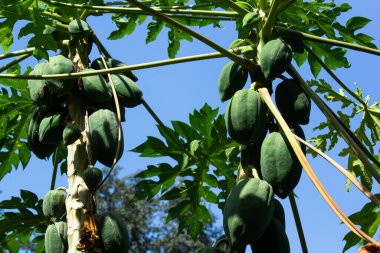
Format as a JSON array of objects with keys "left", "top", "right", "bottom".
[
  {"left": 146, "top": 20, "right": 164, "bottom": 44},
  {"left": 108, "top": 15, "right": 138, "bottom": 40}
]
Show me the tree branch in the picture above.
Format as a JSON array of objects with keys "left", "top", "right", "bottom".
[
  {"left": 289, "top": 192, "right": 308, "bottom": 253},
  {"left": 0, "top": 48, "right": 35, "bottom": 60},
  {"left": 0, "top": 54, "right": 32, "bottom": 73}
]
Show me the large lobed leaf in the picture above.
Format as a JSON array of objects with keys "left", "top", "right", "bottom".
[{"left": 132, "top": 103, "right": 239, "bottom": 239}]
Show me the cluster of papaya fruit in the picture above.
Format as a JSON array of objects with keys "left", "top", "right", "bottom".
[
  {"left": 42, "top": 167, "right": 130, "bottom": 253},
  {"left": 27, "top": 19, "right": 143, "bottom": 167},
  {"left": 215, "top": 27, "right": 311, "bottom": 252}
]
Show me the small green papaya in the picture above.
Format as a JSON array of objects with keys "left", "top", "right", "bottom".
[
  {"left": 44, "top": 55, "right": 75, "bottom": 93},
  {"left": 259, "top": 39, "right": 293, "bottom": 80},
  {"left": 82, "top": 166, "right": 103, "bottom": 194},
  {"left": 39, "top": 112, "right": 65, "bottom": 145},
  {"left": 44, "top": 221, "right": 68, "bottom": 253},
  {"left": 229, "top": 39, "right": 248, "bottom": 49},
  {"left": 89, "top": 109, "right": 124, "bottom": 167},
  {"left": 27, "top": 107, "right": 57, "bottom": 159},
  {"left": 95, "top": 211, "right": 129, "bottom": 253},
  {"left": 241, "top": 45, "right": 257, "bottom": 59},
  {"left": 42, "top": 190, "right": 66, "bottom": 221},
  {"left": 240, "top": 139, "right": 263, "bottom": 176},
  {"left": 218, "top": 62, "right": 248, "bottom": 102},
  {"left": 225, "top": 89, "right": 267, "bottom": 145},
  {"left": 260, "top": 131, "right": 302, "bottom": 199},
  {"left": 275, "top": 79, "right": 311, "bottom": 125},
  {"left": 223, "top": 177, "right": 274, "bottom": 250},
  {"left": 62, "top": 123, "right": 81, "bottom": 146},
  {"left": 109, "top": 74, "right": 143, "bottom": 108},
  {"left": 250, "top": 218, "right": 290, "bottom": 253},
  {"left": 68, "top": 19, "right": 90, "bottom": 38},
  {"left": 90, "top": 57, "right": 138, "bottom": 82},
  {"left": 242, "top": 11, "right": 260, "bottom": 28},
  {"left": 81, "top": 68, "right": 112, "bottom": 102}
]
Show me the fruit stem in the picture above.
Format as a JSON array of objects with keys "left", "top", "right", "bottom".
[
  {"left": 0, "top": 53, "right": 32, "bottom": 73},
  {"left": 274, "top": 26, "right": 380, "bottom": 56},
  {"left": 50, "top": 144, "right": 62, "bottom": 190},
  {"left": 260, "top": 0, "right": 280, "bottom": 43},
  {"left": 0, "top": 48, "right": 35, "bottom": 60},
  {"left": 287, "top": 65, "right": 380, "bottom": 184},
  {"left": 289, "top": 192, "right": 308, "bottom": 253}
]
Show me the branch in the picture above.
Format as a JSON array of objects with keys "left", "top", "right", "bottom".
[
  {"left": 260, "top": 0, "right": 281, "bottom": 44},
  {"left": 220, "top": 0, "right": 249, "bottom": 15},
  {"left": 0, "top": 54, "right": 32, "bottom": 73},
  {"left": 304, "top": 46, "right": 367, "bottom": 108},
  {"left": 125, "top": 0, "right": 255, "bottom": 72},
  {"left": 289, "top": 192, "right": 308, "bottom": 253},
  {"left": 50, "top": 145, "right": 62, "bottom": 190},
  {"left": 0, "top": 48, "right": 35, "bottom": 60},
  {"left": 274, "top": 26, "right": 380, "bottom": 56},
  {"left": 294, "top": 134, "right": 380, "bottom": 208},
  {"left": 287, "top": 65, "right": 380, "bottom": 184},
  {"left": 258, "top": 87, "right": 377, "bottom": 244}
]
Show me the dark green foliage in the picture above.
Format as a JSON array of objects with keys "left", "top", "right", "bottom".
[
  {"left": 81, "top": 69, "right": 112, "bottom": 102},
  {"left": 39, "top": 112, "right": 64, "bottom": 145},
  {"left": 259, "top": 39, "right": 293, "bottom": 80},
  {"left": 90, "top": 57, "right": 138, "bottom": 82},
  {"left": 44, "top": 222, "right": 68, "bottom": 253},
  {"left": 82, "top": 166, "right": 103, "bottom": 194},
  {"left": 68, "top": 19, "right": 90, "bottom": 37},
  {"left": 109, "top": 74, "right": 143, "bottom": 108},
  {"left": 44, "top": 55, "right": 75, "bottom": 93},
  {"left": 89, "top": 109, "right": 124, "bottom": 167},
  {"left": 42, "top": 190, "right": 66, "bottom": 221},
  {"left": 218, "top": 62, "right": 248, "bottom": 102},
  {"left": 225, "top": 89, "right": 268, "bottom": 145},
  {"left": 27, "top": 107, "right": 56, "bottom": 159},
  {"left": 62, "top": 123, "right": 81, "bottom": 146},
  {"left": 95, "top": 211, "right": 129, "bottom": 253},
  {"left": 275, "top": 79, "right": 311, "bottom": 125},
  {"left": 223, "top": 177, "right": 274, "bottom": 250},
  {"left": 250, "top": 218, "right": 290, "bottom": 253},
  {"left": 260, "top": 131, "right": 302, "bottom": 199}
]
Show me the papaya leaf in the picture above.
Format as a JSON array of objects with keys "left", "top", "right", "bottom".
[
  {"left": 131, "top": 103, "right": 239, "bottom": 238},
  {"left": 146, "top": 19, "right": 164, "bottom": 44},
  {"left": 0, "top": 190, "right": 47, "bottom": 252},
  {"left": 342, "top": 194, "right": 380, "bottom": 252}
]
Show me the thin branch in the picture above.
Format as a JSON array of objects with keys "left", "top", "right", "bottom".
[
  {"left": 304, "top": 46, "right": 367, "bottom": 108},
  {"left": 40, "top": 10, "right": 72, "bottom": 23},
  {"left": 50, "top": 145, "right": 62, "bottom": 190},
  {"left": 0, "top": 50, "right": 234, "bottom": 80},
  {"left": 289, "top": 192, "right": 308, "bottom": 253},
  {"left": 261, "top": 0, "right": 281, "bottom": 43},
  {"left": 41, "top": 0, "right": 240, "bottom": 18},
  {"left": 220, "top": 0, "right": 249, "bottom": 15},
  {"left": 274, "top": 26, "right": 380, "bottom": 56},
  {"left": 258, "top": 86, "right": 377, "bottom": 244},
  {"left": 0, "top": 54, "right": 32, "bottom": 73},
  {"left": 0, "top": 48, "right": 35, "bottom": 60},
  {"left": 125, "top": 0, "right": 255, "bottom": 72},
  {"left": 287, "top": 65, "right": 380, "bottom": 184},
  {"left": 294, "top": 134, "right": 380, "bottom": 208}
]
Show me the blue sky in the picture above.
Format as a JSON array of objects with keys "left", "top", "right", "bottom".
[{"left": 0, "top": 0, "right": 379, "bottom": 252}]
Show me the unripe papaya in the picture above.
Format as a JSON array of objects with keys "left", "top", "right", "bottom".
[
  {"left": 44, "top": 221, "right": 68, "bottom": 253},
  {"left": 42, "top": 190, "right": 66, "bottom": 221},
  {"left": 95, "top": 211, "right": 129, "bottom": 253},
  {"left": 218, "top": 62, "right": 248, "bottom": 102},
  {"left": 39, "top": 112, "right": 64, "bottom": 145},
  {"left": 275, "top": 79, "right": 311, "bottom": 125},
  {"left": 28, "top": 63, "right": 56, "bottom": 109},
  {"left": 44, "top": 55, "right": 75, "bottom": 93},
  {"left": 90, "top": 57, "right": 138, "bottom": 82},
  {"left": 273, "top": 198, "right": 286, "bottom": 229},
  {"left": 81, "top": 69, "right": 112, "bottom": 102},
  {"left": 259, "top": 39, "right": 292, "bottom": 80},
  {"left": 225, "top": 89, "right": 267, "bottom": 145},
  {"left": 250, "top": 218, "right": 290, "bottom": 253},
  {"left": 260, "top": 131, "right": 302, "bottom": 199},
  {"left": 109, "top": 74, "right": 143, "bottom": 108},
  {"left": 68, "top": 19, "right": 90, "bottom": 38},
  {"left": 62, "top": 123, "right": 81, "bottom": 146},
  {"left": 223, "top": 177, "right": 274, "bottom": 250},
  {"left": 82, "top": 166, "right": 103, "bottom": 194},
  {"left": 89, "top": 109, "right": 124, "bottom": 167}
]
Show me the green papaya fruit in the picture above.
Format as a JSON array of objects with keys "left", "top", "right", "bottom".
[
  {"left": 44, "top": 55, "right": 75, "bottom": 93},
  {"left": 273, "top": 198, "right": 286, "bottom": 229},
  {"left": 259, "top": 39, "right": 293, "bottom": 80},
  {"left": 90, "top": 57, "right": 138, "bottom": 82},
  {"left": 218, "top": 62, "right": 248, "bottom": 102},
  {"left": 241, "top": 45, "right": 257, "bottom": 59},
  {"left": 42, "top": 190, "right": 66, "bottom": 221},
  {"left": 68, "top": 19, "right": 91, "bottom": 38},
  {"left": 260, "top": 131, "right": 302, "bottom": 199},
  {"left": 109, "top": 74, "right": 143, "bottom": 108},
  {"left": 223, "top": 177, "right": 274, "bottom": 250},
  {"left": 82, "top": 166, "right": 103, "bottom": 194},
  {"left": 229, "top": 39, "right": 248, "bottom": 49},
  {"left": 242, "top": 11, "right": 260, "bottom": 28},
  {"left": 62, "top": 123, "right": 81, "bottom": 146},
  {"left": 39, "top": 112, "right": 65, "bottom": 145},
  {"left": 225, "top": 89, "right": 268, "bottom": 145},
  {"left": 95, "top": 211, "right": 129, "bottom": 253},
  {"left": 44, "top": 221, "right": 68, "bottom": 253},
  {"left": 81, "top": 68, "right": 112, "bottom": 102},
  {"left": 275, "top": 79, "right": 311, "bottom": 125},
  {"left": 250, "top": 218, "right": 290, "bottom": 253},
  {"left": 89, "top": 109, "right": 124, "bottom": 167}
]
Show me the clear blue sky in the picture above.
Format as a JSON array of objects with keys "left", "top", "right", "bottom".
[{"left": 0, "top": 1, "right": 379, "bottom": 252}]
